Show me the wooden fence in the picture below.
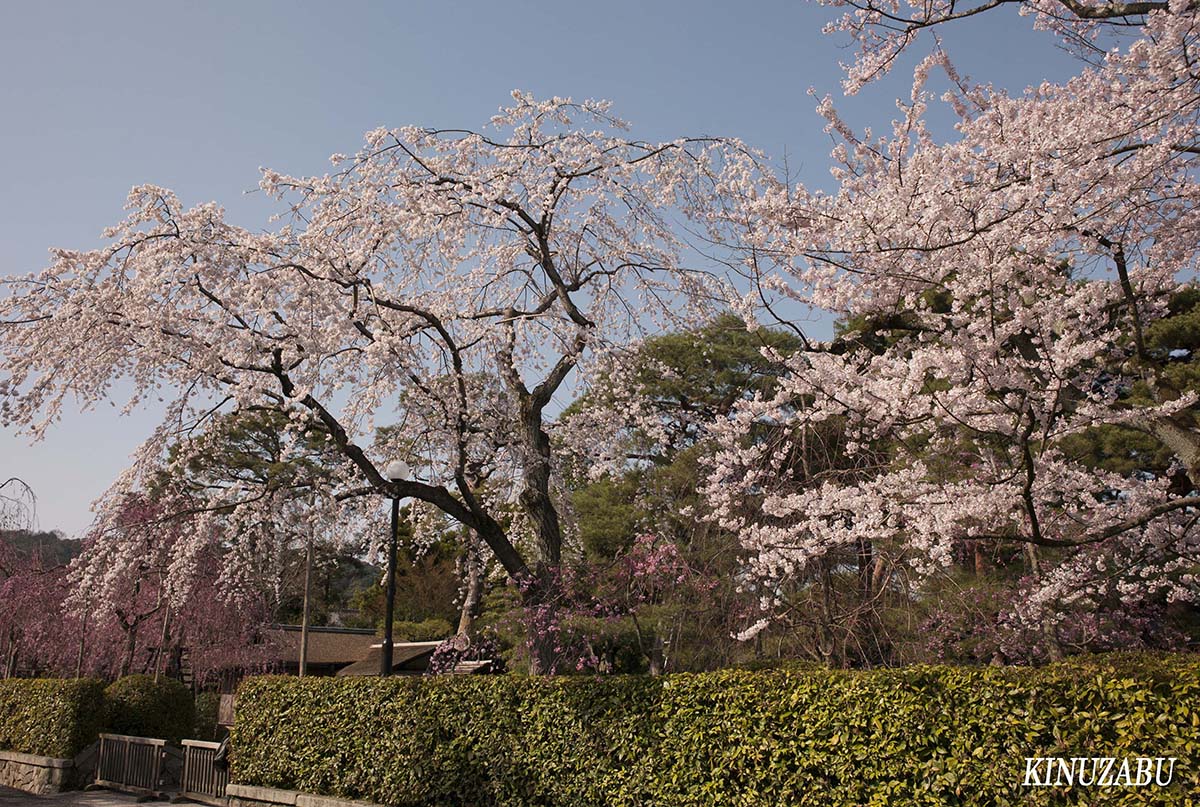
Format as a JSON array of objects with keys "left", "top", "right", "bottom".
[
  {"left": 181, "top": 740, "right": 229, "bottom": 806},
  {"left": 95, "top": 733, "right": 168, "bottom": 796}
]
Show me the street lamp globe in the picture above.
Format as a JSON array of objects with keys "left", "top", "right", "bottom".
[{"left": 385, "top": 459, "right": 411, "bottom": 482}]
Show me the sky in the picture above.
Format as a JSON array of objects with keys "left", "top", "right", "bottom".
[{"left": 0, "top": 1, "right": 1082, "bottom": 536}]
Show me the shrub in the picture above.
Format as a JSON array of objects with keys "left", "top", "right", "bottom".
[
  {"left": 195, "top": 691, "right": 221, "bottom": 742},
  {"left": 104, "top": 674, "right": 194, "bottom": 744},
  {"left": 232, "top": 654, "right": 1200, "bottom": 806},
  {"left": 0, "top": 678, "right": 105, "bottom": 758},
  {"left": 392, "top": 618, "right": 454, "bottom": 642}
]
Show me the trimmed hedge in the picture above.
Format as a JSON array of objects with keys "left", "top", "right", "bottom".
[
  {"left": 232, "top": 655, "right": 1200, "bottom": 807},
  {"left": 104, "top": 674, "right": 195, "bottom": 744},
  {"left": 0, "top": 678, "right": 106, "bottom": 758}
]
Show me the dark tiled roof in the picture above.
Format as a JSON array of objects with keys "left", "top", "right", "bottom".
[{"left": 265, "top": 626, "right": 379, "bottom": 666}]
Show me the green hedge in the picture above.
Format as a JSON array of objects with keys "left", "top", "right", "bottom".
[
  {"left": 104, "top": 674, "right": 195, "bottom": 744},
  {"left": 232, "top": 654, "right": 1200, "bottom": 807},
  {"left": 0, "top": 678, "right": 106, "bottom": 758}
]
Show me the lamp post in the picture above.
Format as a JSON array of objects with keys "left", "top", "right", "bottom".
[{"left": 381, "top": 459, "right": 411, "bottom": 676}]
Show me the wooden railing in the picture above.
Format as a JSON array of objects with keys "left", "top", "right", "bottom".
[
  {"left": 95, "top": 733, "right": 168, "bottom": 796},
  {"left": 181, "top": 740, "right": 229, "bottom": 806}
]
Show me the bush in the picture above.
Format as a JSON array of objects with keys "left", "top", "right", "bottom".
[
  {"left": 0, "top": 678, "right": 105, "bottom": 758},
  {"left": 195, "top": 691, "right": 221, "bottom": 742},
  {"left": 104, "top": 675, "right": 194, "bottom": 744},
  {"left": 232, "top": 654, "right": 1200, "bottom": 806},
  {"left": 392, "top": 618, "right": 454, "bottom": 642}
]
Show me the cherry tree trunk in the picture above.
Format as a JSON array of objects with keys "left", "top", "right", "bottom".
[
  {"left": 521, "top": 568, "right": 562, "bottom": 675},
  {"left": 456, "top": 532, "right": 485, "bottom": 637},
  {"left": 120, "top": 621, "right": 139, "bottom": 678}
]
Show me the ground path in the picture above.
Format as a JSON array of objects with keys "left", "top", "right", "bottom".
[{"left": 0, "top": 789, "right": 167, "bottom": 807}]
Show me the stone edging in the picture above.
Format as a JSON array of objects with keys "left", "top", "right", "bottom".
[
  {"left": 0, "top": 749, "right": 76, "bottom": 795},
  {"left": 227, "top": 783, "right": 381, "bottom": 807},
  {"left": 0, "top": 750, "right": 73, "bottom": 768}
]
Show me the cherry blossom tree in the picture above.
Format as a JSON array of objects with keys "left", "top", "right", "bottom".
[
  {"left": 0, "top": 481, "right": 72, "bottom": 677},
  {"left": 168, "top": 548, "right": 281, "bottom": 688},
  {"left": 708, "top": 1, "right": 1200, "bottom": 657},
  {"left": 0, "top": 478, "right": 35, "bottom": 534},
  {"left": 561, "top": 316, "right": 839, "bottom": 666},
  {"left": 485, "top": 533, "right": 718, "bottom": 674},
  {"left": 0, "top": 94, "right": 763, "bottom": 671},
  {"left": 65, "top": 494, "right": 281, "bottom": 683},
  {"left": 0, "top": 542, "right": 73, "bottom": 678}
]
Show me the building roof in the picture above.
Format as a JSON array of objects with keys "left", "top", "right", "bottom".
[{"left": 266, "top": 625, "right": 380, "bottom": 667}]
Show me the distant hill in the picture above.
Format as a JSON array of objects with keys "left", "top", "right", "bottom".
[{"left": 0, "top": 529, "right": 81, "bottom": 568}]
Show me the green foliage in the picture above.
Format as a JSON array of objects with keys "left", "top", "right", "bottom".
[
  {"left": 0, "top": 678, "right": 105, "bottom": 758},
  {"left": 392, "top": 618, "right": 454, "bottom": 642},
  {"left": 1058, "top": 424, "right": 1175, "bottom": 478},
  {"left": 0, "top": 676, "right": 208, "bottom": 755},
  {"left": 104, "top": 674, "right": 195, "bottom": 744},
  {"left": 1061, "top": 287, "right": 1200, "bottom": 479},
  {"left": 345, "top": 515, "right": 463, "bottom": 631},
  {"left": 0, "top": 529, "right": 81, "bottom": 567},
  {"left": 622, "top": 312, "right": 802, "bottom": 417},
  {"left": 565, "top": 314, "right": 803, "bottom": 474},
  {"left": 279, "top": 544, "right": 383, "bottom": 628},
  {"left": 168, "top": 408, "right": 335, "bottom": 496},
  {"left": 572, "top": 475, "right": 640, "bottom": 558},
  {"left": 234, "top": 675, "right": 663, "bottom": 807},
  {"left": 195, "top": 691, "right": 222, "bottom": 742},
  {"left": 232, "top": 654, "right": 1200, "bottom": 806}
]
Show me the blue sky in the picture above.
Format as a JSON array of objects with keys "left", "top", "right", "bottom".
[{"left": 0, "top": 1, "right": 1080, "bottom": 535}]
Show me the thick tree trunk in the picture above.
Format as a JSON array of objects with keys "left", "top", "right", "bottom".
[
  {"left": 491, "top": 316, "right": 582, "bottom": 673},
  {"left": 120, "top": 623, "right": 138, "bottom": 678},
  {"left": 521, "top": 568, "right": 561, "bottom": 675},
  {"left": 817, "top": 562, "right": 841, "bottom": 667},
  {"left": 1151, "top": 418, "right": 1200, "bottom": 485},
  {"left": 456, "top": 532, "right": 485, "bottom": 637},
  {"left": 517, "top": 405, "right": 563, "bottom": 567},
  {"left": 508, "top": 383, "right": 567, "bottom": 672}
]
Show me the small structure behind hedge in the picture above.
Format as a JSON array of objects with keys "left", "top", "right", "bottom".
[{"left": 232, "top": 654, "right": 1200, "bottom": 807}]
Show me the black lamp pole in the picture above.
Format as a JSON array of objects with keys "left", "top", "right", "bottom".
[
  {"left": 381, "top": 493, "right": 400, "bottom": 677},
  {"left": 380, "top": 460, "right": 411, "bottom": 677}
]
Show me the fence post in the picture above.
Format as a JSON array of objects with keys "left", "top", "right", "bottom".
[
  {"left": 95, "top": 734, "right": 171, "bottom": 797},
  {"left": 181, "top": 740, "right": 228, "bottom": 806},
  {"left": 120, "top": 738, "right": 131, "bottom": 789}
]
